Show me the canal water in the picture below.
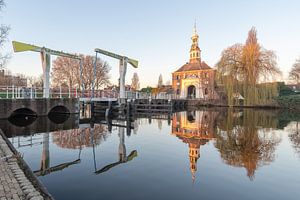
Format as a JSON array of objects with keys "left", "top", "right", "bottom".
[{"left": 1, "top": 108, "right": 299, "bottom": 200}]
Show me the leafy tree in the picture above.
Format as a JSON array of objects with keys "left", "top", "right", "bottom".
[
  {"left": 0, "top": 0, "right": 10, "bottom": 69},
  {"left": 140, "top": 86, "right": 152, "bottom": 93},
  {"left": 131, "top": 72, "right": 140, "bottom": 91}
]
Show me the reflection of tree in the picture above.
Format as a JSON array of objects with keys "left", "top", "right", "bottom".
[
  {"left": 288, "top": 122, "right": 300, "bottom": 157},
  {"left": 215, "top": 109, "right": 281, "bottom": 180},
  {"left": 52, "top": 125, "right": 109, "bottom": 149}
]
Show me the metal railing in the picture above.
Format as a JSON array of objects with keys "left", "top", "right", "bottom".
[
  {"left": 125, "top": 91, "right": 174, "bottom": 100},
  {"left": 0, "top": 86, "right": 178, "bottom": 100},
  {"left": 0, "top": 86, "right": 79, "bottom": 99}
]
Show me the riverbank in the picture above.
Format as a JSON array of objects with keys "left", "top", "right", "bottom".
[
  {"left": 0, "top": 129, "right": 52, "bottom": 200},
  {"left": 189, "top": 98, "right": 300, "bottom": 111}
]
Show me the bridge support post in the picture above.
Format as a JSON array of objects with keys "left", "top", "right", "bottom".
[
  {"left": 119, "top": 58, "right": 127, "bottom": 104},
  {"left": 41, "top": 50, "right": 51, "bottom": 98}
]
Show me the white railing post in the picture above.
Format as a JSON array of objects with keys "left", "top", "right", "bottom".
[
  {"left": 75, "top": 87, "right": 78, "bottom": 98},
  {"left": 6, "top": 86, "right": 8, "bottom": 99},
  {"left": 68, "top": 85, "right": 71, "bottom": 98},
  {"left": 30, "top": 87, "right": 33, "bottom": 99},
  {"left": 12, "top": 85, "right": 14, "bottom": 99},
  {"left": 34, "top": 87, "right": 37, "bottom": 98},
  {"left": 59, "top": 85, "right": 62, "bottom": 98}
]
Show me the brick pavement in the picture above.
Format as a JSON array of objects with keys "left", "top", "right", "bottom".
[{"left": 0, "top": 133, "right": 44, "bottom": 200}]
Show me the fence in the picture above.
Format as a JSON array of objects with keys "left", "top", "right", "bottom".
[
  {"left": 0, "top": 86, "right": 79, "bottom": 99},
  {"left": 0, "top": 86, "right": 178, "bottom": 100}
]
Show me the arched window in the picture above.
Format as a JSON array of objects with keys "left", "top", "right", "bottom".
[{"left": 204, "top": 88, "right": 208, "bottom": 95}]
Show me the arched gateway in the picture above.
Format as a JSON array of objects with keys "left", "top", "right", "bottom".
[
  {"left": 171, "top": 24, "right": 218, "bottom": 100},
  {"left": 187, "top": 85, "right": 196, "bottom": 99}
]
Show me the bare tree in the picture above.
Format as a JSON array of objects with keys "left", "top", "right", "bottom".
[
  {"left": 0, "top": 0, "right": 10, "bottom": 69},
  {"left": 51, "top": 55, "right": 111, "bottom": 90},
  {"left": 27, "top": 75, "right": 43, "bottom": 87},
  {"left": 216, "top": 27, "right": 281, "bottom": 106},
  {"left": 165, "top": 80, "right": 171, "bottom": 86},
  {"left": 158, "top": 74, "right": 163, "bottom": 88},
  {"left": 131, "top": 72, "right": 140, "bottom": 91},
  {"left": 289, "top": 58, "right": 300, "bottom": 85}
]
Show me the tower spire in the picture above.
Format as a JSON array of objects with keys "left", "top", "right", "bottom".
[
  {"left": 189, "top": 21, "right": 201, "bottom": 63},
  {"left": 193, "top": 19, "right": 197, "bottom": 35}
]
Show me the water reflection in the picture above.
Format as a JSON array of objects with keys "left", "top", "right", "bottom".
[
  {"left": 34, "top": 132, "right": 82, "bottom": 176},
  {"left": 95, "top": 123, "right": 138, "bottom": 174},
  {"left": 8, "top": 115, "right": 37, "bottom": 127},
  {"left": 2, "top": 108, "right": 300, "bottom": 200},
  {"left": 52, "top": 125, "right": 109, "bottom": 149},
  {"left": 288, "top": 121, "right": 300, "bottom": 157},
  {"left": 172, "top": 110, "right": 219, "bottom": 182},
  {"left": 215, "top": 109, "right": 282, "bottom": 179},
  {"left": 48, "top": 113, "right": 70, "bottom": 124}
]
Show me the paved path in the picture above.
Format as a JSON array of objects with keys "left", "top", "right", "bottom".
[{"left": 0, "top": 132, "right": 46, "bottom": 200}]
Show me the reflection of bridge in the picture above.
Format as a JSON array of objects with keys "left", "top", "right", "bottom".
[{"left": 9, "top": 115, "right": 138, "bottom": 177}]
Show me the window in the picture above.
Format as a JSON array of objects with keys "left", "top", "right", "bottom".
[
  {"left": 204, "top": 88, "right": 208, "bottom": 95},
  {"left": 176, "top": 89, "right": 180, "bottom": 95}
]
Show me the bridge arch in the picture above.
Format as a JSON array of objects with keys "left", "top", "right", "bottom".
[
  {"left": 9, "top": 108, "right": 37, "bottom": 118},
  {"left": 48, "top": 105, "right": 70, "bottom": 114}
]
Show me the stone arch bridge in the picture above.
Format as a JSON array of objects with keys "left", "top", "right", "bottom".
[{"left": 0, "top": 98, "right": 79, "bottom": 119}]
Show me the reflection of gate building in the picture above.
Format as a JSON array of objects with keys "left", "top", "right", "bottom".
[
  {"left": 172, "top": 111, "right": 217, "bottom": 181},
  {"left": 172, "top": 25, "right": 218, "bottom": 99}
]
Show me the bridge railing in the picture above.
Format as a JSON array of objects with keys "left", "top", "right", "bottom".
[
  {"left": 0, "top": 86, "right": 178, "bottom": 100},
  {"left": 0, "top": 86, "right": 121, "bottom": 99},
  {"left": 125, "top": 91, "right": 175, "bottom": 100},
  {"left": 0, "top": 86, "right": 80, "bottom": 99}
]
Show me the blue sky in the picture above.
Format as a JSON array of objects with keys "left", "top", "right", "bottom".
[{"left": 2, "top": 0, "right": 300, "bottom": 87}]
